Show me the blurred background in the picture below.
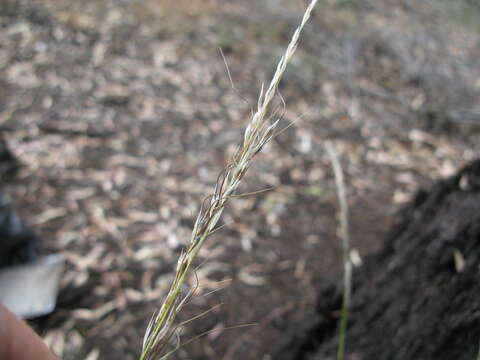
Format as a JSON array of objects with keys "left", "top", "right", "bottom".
[{"left": 0, "top": 0, "right": 479, "bottom": 359}]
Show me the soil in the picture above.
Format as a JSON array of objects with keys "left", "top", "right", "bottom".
[
  {"left": 1, "top": 0, "right": 479, "bottom": 359},
  {"left": 275, "top": 159, "right": 480, "bottom": 360}
]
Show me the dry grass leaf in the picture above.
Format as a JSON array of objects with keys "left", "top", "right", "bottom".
[
  {"left": 72, "top": 301, "right": 117, "bottom": 321},
  {"left": 238, "top": 268, "right": 266, "bottom": 287},
  {"left": 34, "top": 207, "right": 67, "bottom": 225}
]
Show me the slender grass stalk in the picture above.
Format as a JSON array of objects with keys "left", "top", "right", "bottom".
[
  {"left": 325, "top": 141, "right": 352, "bottom": 360},
  {"left": 140, "top": 1, "right": 319, "bottom": 359},
  {"left": 477, "top": 339, "right": 480, "bottom": 360}
]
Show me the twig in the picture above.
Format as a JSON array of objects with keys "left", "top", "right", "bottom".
[
  {"left": 38, "top": 123, "right": 116, "bottom": 138},
  {"left": 325, "top": 141, "right": 352, "bottom": 360},
  {"left": 139, "top": 1, "right": 319, "bottom": 359}
]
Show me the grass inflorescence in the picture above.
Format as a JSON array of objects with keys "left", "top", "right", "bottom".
[{"left": 139, "top": 1, "right": 319, "bottom": 359}]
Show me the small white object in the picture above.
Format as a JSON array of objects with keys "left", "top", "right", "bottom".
[
  {"left": 0, "top": 254, "right": 64, "bottom": 319},
  {"left": 349, "top": 248, "right": 363, "bottom": 267}
]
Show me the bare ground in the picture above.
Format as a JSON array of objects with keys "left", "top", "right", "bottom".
[
  {"left": 275, "top": 159, "right": 480, "bottom": 360},
  {"left": 0, "top": 0, "right": 479, "bottom": 359}
]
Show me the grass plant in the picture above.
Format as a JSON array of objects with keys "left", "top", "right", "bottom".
[
  {"left": 325, "top": 141, "right": 352, "bottom": 360},
  {"left": 139, "top": 1, "right": 319, "bottom": 359}
]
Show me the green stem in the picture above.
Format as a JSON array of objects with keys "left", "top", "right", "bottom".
[{"left": 336, "top": 295, "right": 349, "bottom": 360}]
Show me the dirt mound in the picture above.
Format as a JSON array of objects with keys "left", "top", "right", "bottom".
[{"left": 275, "top": 160, "right": 480, "bottom": 360}]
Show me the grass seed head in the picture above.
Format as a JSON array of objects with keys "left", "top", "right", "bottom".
[{"left": 140, "top": 1, "right": 319, "bottom": 358}]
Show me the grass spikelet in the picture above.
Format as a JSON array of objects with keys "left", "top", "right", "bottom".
[{"left": 140, "top": 1, "right": 319, "bottom": 359}]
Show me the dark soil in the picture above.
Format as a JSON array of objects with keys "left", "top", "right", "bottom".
[{"left": 275, "top": 159, "right": 480, "bottom": 360}]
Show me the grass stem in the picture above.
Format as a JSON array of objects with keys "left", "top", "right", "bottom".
[
  {"left": 139, "top": 1, "right": 319, "bottom": 359},
  {"left": 325, "top": 141, "right": 352, "bottom": 360}
]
